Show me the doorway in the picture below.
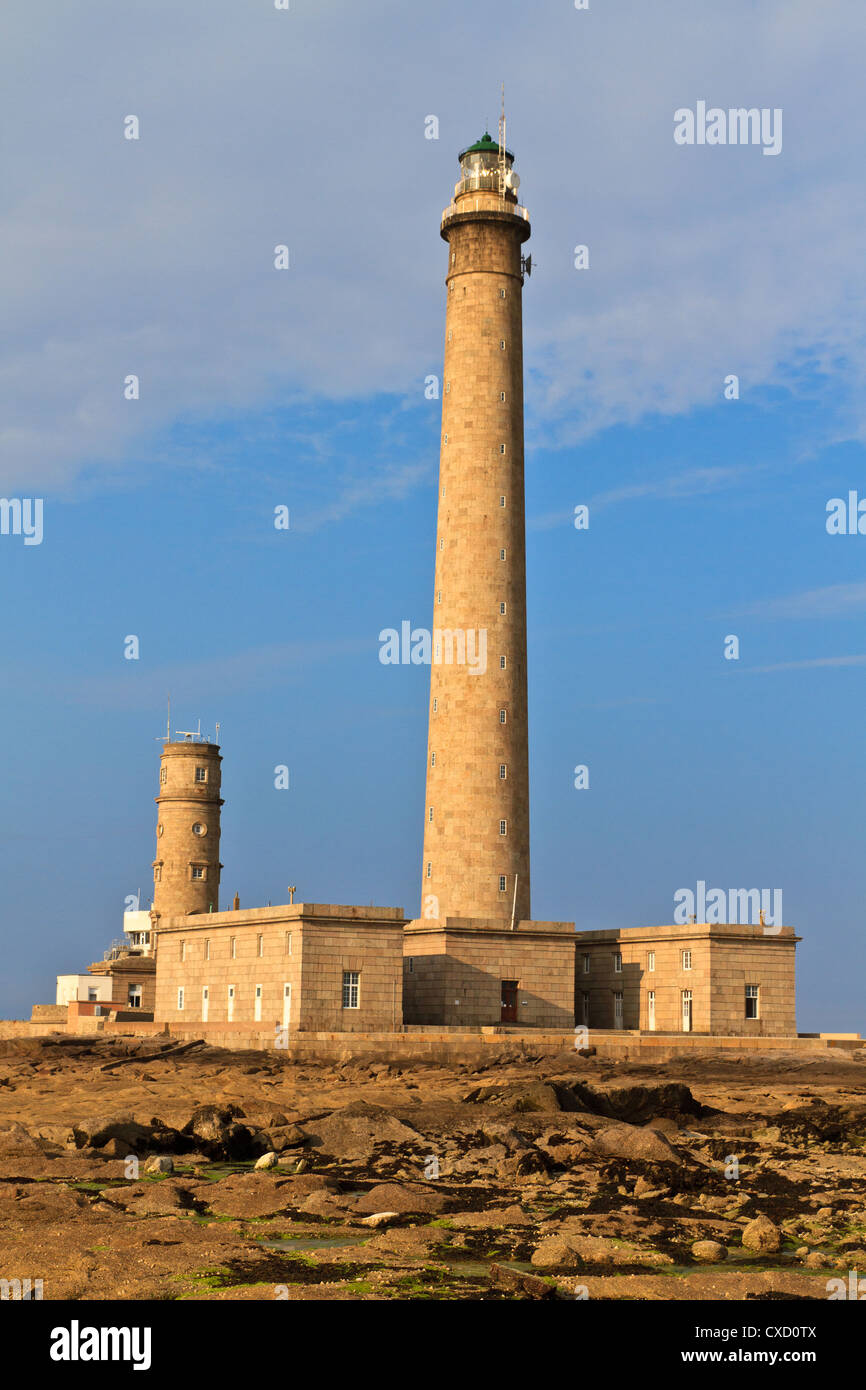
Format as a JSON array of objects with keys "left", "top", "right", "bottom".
[
  {"left": 647, "top": 989, "right": 655, "bottom": 1032},
  {"left": 614, "top": 991, "right": 623, "bottom": 1029},
  {"left": 681, "top": 989, "right": 692, "bottom": 1033},
  {"left": 500, "top": 980, "right": 518, "bottom": 1023}
]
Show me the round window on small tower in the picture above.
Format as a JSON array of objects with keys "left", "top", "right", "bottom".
[
  {"left": 157, "top": 823, "right": 164, "bottom": 837},
  {"left": 192, "top": 822, "right": 207, "bottom": 837}
]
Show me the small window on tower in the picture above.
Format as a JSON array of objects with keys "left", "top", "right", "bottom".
[
  {"left": 500, "top": 655, "right": 506, "bottom": 669},
  {"left": 191, "top": 866, "right": 205, "bottom": 881},
  {"left": 500, "top": 602, "right": 507, "bottom": 615},
  {"left": 431, "top": 751, "right": 436, "bottom": 766},
  {"left": 500, "top": 444, "right": 506, "bottom": 454},
  {"left": 445, "top": 382, "right": 450, "bottom": 393},
  {"left": 408, "top": 957, "right": 414, "bottom": 973},
  {"left": 499, "top": 496, "right": 506, "bottom": 507},
  {"left": 426, "top": 862, "right": 432, "bottom": 879},
  {"left": 500, "top": 549, "right": 506, "bottom": 560},
  {"left": 443, "top": 433, "right": 448, "bottom": 443},
  {"left": 437, "top": 590, "right": 442, "bottom": 604},
  {"left": 451, "top": 252, "right": 456, "bottom": 264},
  {"left": 499, "top": 288, "right": 506, "bottom": 299},
  {"left": 179, "top": 940, "right": 186, "bottom": 962},
  {"left": 257, "top": 934, "right": 264, "bottom": 958},
  {"left": 500, "top": 820, "right": 507, "bottom": 836},
  {"left": 154, "top": 865, "right": 162, "bottom": 882},
  {"left": 195, "top": 767, "right": 207, "bottom": 783},
  {"left": 429, "top": 806, "right": 434, "bottom": 822},
  {"left": 500, "top": 392, "right": 506, "bottom": 402},
  {"left": 432, "top": 698, "right": 437, "bottom": 712},
  {"left": 192, "top": 822, "right": 206, "bottom": 836},
  {"left": 448, "top": 330, "right": 453, "bottom": 341},
  {"left": 177, "top": 988, "right": 184, "bottom": 1011},
  {"left": 230, "top": 937, "right": 237, "bottom": 959},
  {"left": 499, "top": 875, "right": 507, "bottom": 892},
  {"left": 499, "top": 340, "right": 506, "bottom": 350},
  {"left": 499, "top": 764, "right": 507, "bottom": 779},
  {"left": 499, "top": 710, "right": 507, "bottom": 724},
  {"left": 160, "top": 767, "right": 167, "bottom": 784},
  {"left": 439, "top": 539, "right": 444, "bottom": 549}
]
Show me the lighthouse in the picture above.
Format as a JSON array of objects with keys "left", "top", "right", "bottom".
[{"left": 421, "top": 128, "right": 532, "bottom": 924}]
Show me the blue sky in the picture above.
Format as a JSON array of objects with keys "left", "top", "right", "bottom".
[{"left": 1, "top": 0, "right": 865, "bottom": 1031}]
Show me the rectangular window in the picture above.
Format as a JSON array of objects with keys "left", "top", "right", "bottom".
[
  {"left": 87, "top": 987, "right": 98, "bottom": 1001},
  {"left": 179, "top": 940, "right": 185, "bottom": 961},
  {"left": 342, "top": 970, "right": 360, "bottom": 1010},
  {"left": 499, "top": 819, "right": 507, "bottom": 836},
  {"left": 499, "top": 875, "right": 507, "bottom": 892},
  {"left": 500, "top": 549, "right": 506, "bottom": 560},
  {"left": 499, "top": 339, "right": 506, "bottom": 349},
  {"left": 426, "top": 861, "right": 432, "bottom": 878},
  {"left": 745, "top": 984, "right": 759, "bottom": 1019},
  {"left": 431, "top": 751, "right": 436, "bottom": 766},
  {"left": 499, "top": 764, "right": 506, "bottom": 779},
  {"left": 408, "top": 957, "right": 414, "bottom": 974},
  {"left": 204, "top": 939, "right": 210, "bottom": 960},
  {"left": 285, "top": 932, "right": 293, "bottom": 955},
  {"left": 500, "top": 391, "right": 506, "bottom": 402},
  {"left": 177, "top": 988, "right": 184, "bottom": 1011},
  {"left": 154, "top": 865, "right": 162, "bottom": 882},
  {"left": 647, "top": 950, "right": 655, "bottom": 972},
  {"left": 500, "top": 602, "right": 506, "bottom": 615},
  {"left": 160, "top": 767, "right": 167, "bottom": 784},
  {"left": 128, "top": 985, "right": 142, "bottom": 1007},
  {"left": 499, "top": 496, "right": 506, "bottom": 507},
  {"left": 500, "top": 444, "right": 506, "bottom": 454},
  {"left": 432, "top": 698, "right": 437, "bottom": 712},
  {"left": 682, "top": 950, "right": 692, "bottom": 970},
  {"left": 499, "top": 288, "right": 506, "bottom": 298},
  {"left": 500, "top": 655, "right": 506, "bottom": 669},
  {"left": 230, "top": 937, "right": 237, "bottom": 959},
  {"left": 582, "top": 953, "right": 590, "bottom": 974},
  {"left": 195, "top": 767, "right": 207, "bottom": 783},
  {"left": 257, "top": 934, "right": 264, "bottom": 958},
  {"left": 499, "top": 710, "right": 506, "bottom": 724},
  {"left": 613, "top": 952, "right": 622, "bottom": 973},
  {"left": 428, "top": 806, "right": 434, "bottom": 821},
  {"left": 191, "top": 866, "right": 205, "bottom": 881}
]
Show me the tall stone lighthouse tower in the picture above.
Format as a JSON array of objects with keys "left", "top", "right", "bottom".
[
  {"left": 152, "top": 735, "right": 223, "bottom": 919},
  {"left": 421, "top": 130, "right": 532, "bottom": 924}
]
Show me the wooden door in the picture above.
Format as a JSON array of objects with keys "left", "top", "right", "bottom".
[{"left": 500, "top": 980, "right": 518, "bottom": 1023}]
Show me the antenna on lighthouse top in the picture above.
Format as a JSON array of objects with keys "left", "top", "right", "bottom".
[
  {"left": 166, "top": 695, "right": 170, "bottom": 742},
  {"left": 498, "top": 82, "right": 506, "bottom": 197}
]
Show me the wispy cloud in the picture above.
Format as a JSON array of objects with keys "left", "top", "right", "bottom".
[
  {"left": 748, "top": 654, "right": 866, "bottom": 673},
  {"left": 741, "top": 582, "right": 866, "bottom": 621},
  {"left": 529, "top": 464, "right": 750, "bottom": 530}
]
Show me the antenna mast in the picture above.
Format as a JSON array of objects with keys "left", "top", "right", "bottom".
[{"left": 498, "top": 82, "right": 506, "bottom": 198}]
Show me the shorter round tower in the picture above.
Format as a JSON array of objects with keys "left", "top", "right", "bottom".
[{"left": 152, "top": 737, "right": 223, "bottom": 919}]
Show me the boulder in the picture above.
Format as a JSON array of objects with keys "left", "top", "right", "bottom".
[
  {"left": 742, "top": 1214, "right": 781, "bottom": 1253},
  {"left": 353, "top": 1182, "right": 449, "bottom": 1216},
  {"left": 692, "top": 1240, "right": 727, "bottom": 1263},
  {"left": 145, "top": 1156, "right": 174, "bottom": 1175},
  {"left": 592, "top": 1124, "right": 683, "bottom": 1165},
  {"left": 254, "top": 1151, "right": 279, "bottom": 1170}
]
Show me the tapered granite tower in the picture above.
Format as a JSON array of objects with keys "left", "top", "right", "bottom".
[{"left": 421, "top": 131, "right": 532, "bottom": 923}]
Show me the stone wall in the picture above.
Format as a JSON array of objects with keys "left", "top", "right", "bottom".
[
  {"left": 575, "top": 924, "right": 799, "bottom": 1036},
  {"left": 404, "top": 918, "right": 575, "bottom": 1027},
  {"left": 153, "top": 902, "right": 404, "bottom": 1034}
]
